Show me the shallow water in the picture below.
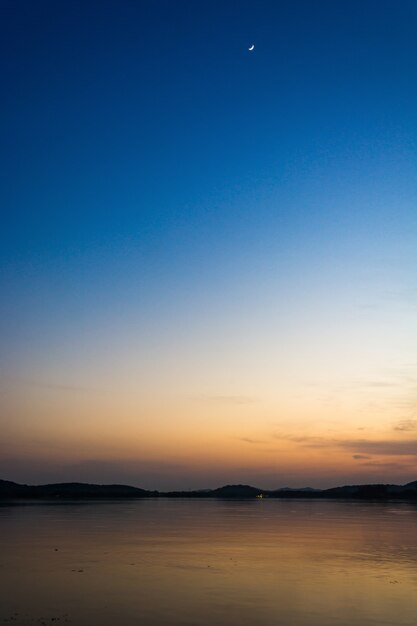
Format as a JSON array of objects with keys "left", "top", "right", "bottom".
[{"left": 0, "top": 499, "right": 416, "bottom": 625}]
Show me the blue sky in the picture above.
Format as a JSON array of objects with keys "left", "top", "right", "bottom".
[{"left": 0, "top": 0, "right": 416, "bottom": 487}]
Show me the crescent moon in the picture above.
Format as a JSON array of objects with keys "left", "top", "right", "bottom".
[{"left": 248, "top": 44, "right": 255, "bottom": 51}]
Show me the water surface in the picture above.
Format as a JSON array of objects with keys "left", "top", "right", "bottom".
[{"left": 1, "top": 499, "right": 416, "bottom": 625}]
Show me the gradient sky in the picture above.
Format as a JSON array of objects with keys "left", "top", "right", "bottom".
[{"left": 1, "top": 0, "right": 416, "bottom": 489}]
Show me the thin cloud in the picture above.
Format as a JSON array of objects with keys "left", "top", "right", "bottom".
[
  {"left": 273, "top": 433, "right": 417, "bottom": 457},
  {"left": 345, "top": 439, "right": 417, "bottom": 456},
  {"left": 360, "top": 461, "right": 413, "bottom": 470},
  {"left": 272, "top": 433, "right": 328, "bottom": 448},
  {"left": 353, "top": 454, "right": 371, "bottom": 460},
  {"left": 239, "top": 437, "right": 266, "bottom": 444},
  {"left": 394, "top": 419, "right": 417, "bottom": 432}
]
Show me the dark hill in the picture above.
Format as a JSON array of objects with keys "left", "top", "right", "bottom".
[
  {"left": 322, "top": 482, "right": 417, "bottom": 499},
  {"left": 1, "top": 479, "right": 416, "bottom": 500},
  {"left": 0, "top": 480, "right": 154, "bottom": 499},
  {"left": 0, "top": 480, "right": 30, "bottom": 497},
  {"left": 210, "top": 484, "right": 262, "bottom": 498}
]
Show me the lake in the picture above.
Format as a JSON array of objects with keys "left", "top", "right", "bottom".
[{"left": 0, "top": 499, "right": 416, "bottom": 625}]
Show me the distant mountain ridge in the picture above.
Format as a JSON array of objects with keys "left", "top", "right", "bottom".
[
  {"left": 0, "top": 480, "right": 153, "bottom": 499},
  {"left": 1, "top": 479, "right": 416, "bottom": 500}
]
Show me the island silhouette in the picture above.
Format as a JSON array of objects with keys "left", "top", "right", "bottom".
[{"left": 1, "top": 479, "right": 416, "bottom": 500}]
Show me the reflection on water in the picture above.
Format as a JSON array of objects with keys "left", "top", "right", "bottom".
[{"left": 0, "top": 499, "right": 416, "bottom": 625}]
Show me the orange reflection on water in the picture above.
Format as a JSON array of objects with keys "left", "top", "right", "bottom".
[{"left": 1, "top": 499, "right": 417, "bottom": 625}]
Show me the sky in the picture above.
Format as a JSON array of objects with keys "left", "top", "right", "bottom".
[{"left": 0, "top": 0, "right": 416, "bottom": 489}]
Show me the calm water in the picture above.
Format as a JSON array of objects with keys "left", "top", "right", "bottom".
[{"left": 0, "top": 499, "right": 416, "bottom": 626}]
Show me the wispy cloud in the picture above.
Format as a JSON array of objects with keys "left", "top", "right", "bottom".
[
  {"left": 394, "top": 419, "right": 417, "bottom": 432},
  {"left": 345, "top": 439, "right": 417, "bottom": 456},
  {"left": 360, "top": 461, "right": 413, "bottom": 470},
  {"left": 353, "top": 454, "right": 371, "bottom": 460},
  {"left": 238, "top": 437, "right": 266, "bottom": 444},
  {"left": 272, "top": 433, "right": 328, "bottom": 448},
  {"left": 273, "top": 433, "right": 417, "bottom": 457}
]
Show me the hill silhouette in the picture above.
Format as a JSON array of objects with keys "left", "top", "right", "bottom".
[
  {"left": 1, "top": 479, "right": 416, "bottom": 500},
  {"left": 0, "top": 480, "right": 153, "bottom": 499}
]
